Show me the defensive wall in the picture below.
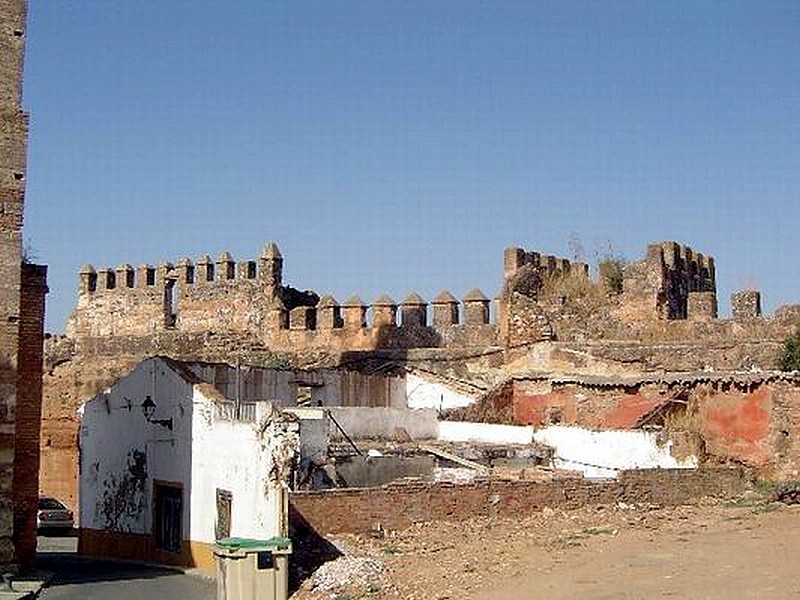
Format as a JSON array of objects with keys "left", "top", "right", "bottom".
[
  {"left": 499, "top": 240, "right": 797, "bottom": 354},
  {"left": 67, "top": 242, "right": 500, "bottom": 353},
  {"left": 42, "top": 238, "right": 800, "bottom": 513}
]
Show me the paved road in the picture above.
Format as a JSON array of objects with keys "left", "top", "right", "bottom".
[{"left": 37, "top": 534, "right": 215, "bottom": 600}]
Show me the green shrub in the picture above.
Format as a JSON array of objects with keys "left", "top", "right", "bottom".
[
  {"left": 778, "top": 327, "right": 800, "bottom": 371},
  {"left": 598, "top": 258, "right": 625, "bottom": 295}
]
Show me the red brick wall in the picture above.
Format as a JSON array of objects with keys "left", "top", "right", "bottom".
[
  {"left": 0, "top": 0, "right": 28, "bottom": 568},
  {"left": 13, "top": 264, "right": 46, "bottom": 569},
  {"left": 290, "top": 468, "right": 746, "bottom": 535}
]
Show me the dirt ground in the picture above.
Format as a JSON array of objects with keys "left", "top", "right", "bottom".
[{"left": 292, "top": 490, "right": 800, "bottom": 600}]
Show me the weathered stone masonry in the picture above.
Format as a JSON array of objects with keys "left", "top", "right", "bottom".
[
  {"left": 0, "top": 0, "right": 30, "bottom": 565},
  {"left": 68, "top": 243, "right": 499, "bottom": 354},
  {"left": 1, "top": 0, "right": 48, "bottom": 570}
]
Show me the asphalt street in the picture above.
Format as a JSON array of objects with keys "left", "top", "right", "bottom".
[{"left": 36, "top": 534, "right": 215, "bottom": 600}]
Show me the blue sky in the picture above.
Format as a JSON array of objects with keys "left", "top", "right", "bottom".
[{"left": 22, "top": 0, "right": 800, "bottom": 331}]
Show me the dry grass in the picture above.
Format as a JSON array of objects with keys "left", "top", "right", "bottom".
[{"left": 538, "top": 270, "right": 614, "bottom": 318}]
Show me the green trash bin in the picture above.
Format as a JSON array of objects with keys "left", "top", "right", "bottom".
[{"left": 214, "top": 536, "right": 292, "bottom": 600}]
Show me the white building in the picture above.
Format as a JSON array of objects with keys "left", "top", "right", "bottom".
[
  {"left": 77, "top": 357, "right": 483, "bottom": 572},
  {"left": 78, "top": 357, "right": 307, "bottom": 572}
]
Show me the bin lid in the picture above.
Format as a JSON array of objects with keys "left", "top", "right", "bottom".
[{"left": 215, "top": 536, "right": 292, "bottom": 552}]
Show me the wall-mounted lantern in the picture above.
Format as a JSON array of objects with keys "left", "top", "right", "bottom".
[{"left": 142, "top": 395, "right": 173, "bottom": 431}]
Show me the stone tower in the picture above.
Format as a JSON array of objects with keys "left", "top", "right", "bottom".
[
  {"left": 0, "top": 0, "right": 30, "bottom": 567},
  {"left": 1, "top": 0, "right": 48, "bottom": 570}
]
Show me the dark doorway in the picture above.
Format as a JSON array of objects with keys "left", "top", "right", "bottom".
[{"left": 154, "top": 483, "right": 182, "bottom": 553}]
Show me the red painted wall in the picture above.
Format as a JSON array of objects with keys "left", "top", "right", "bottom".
[{"left": 700, "top": 387, "right": 772, "bottom": 466}]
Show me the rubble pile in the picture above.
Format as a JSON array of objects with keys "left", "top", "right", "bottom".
[{"left": 310, "top": 555, "right": 385, "bottom": 592}]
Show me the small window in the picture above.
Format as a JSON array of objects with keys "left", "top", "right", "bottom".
[
  {"left": 206, "top": 263, "right": 215, "bottom": 282},
  {"left": 295, "top": 385, "right": 313, "bottom": 406},
  {"left": 185, "top": 266, "right": 195, "bottom": 284},
  {"left": 106, "top": 271, "right": 116, "bottom": 290},
  {"left": 87, "top": 272, "right": 98, "bottom": 293},
  {"left": 215, "top": 489, "right": 232, "bottom": 540},
  {"left": 247, "top": 261, "right": 257, "bottom": 279},
  {"left": 146, "top": 268, "right": 156, "bottom": 286}
]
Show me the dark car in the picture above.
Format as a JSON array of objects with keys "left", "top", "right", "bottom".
[{"left": 37, "top": 498, "right": 74, "bottom": 534}]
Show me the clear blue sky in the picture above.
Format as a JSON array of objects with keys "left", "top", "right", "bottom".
[{"left": 22, "top": 0, "right": 800, "bottom": 332}]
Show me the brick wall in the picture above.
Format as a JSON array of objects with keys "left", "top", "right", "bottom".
[
  {"left": 290, "top": 468, "right": 746, "bottom": 535},
  {"left": 13, "top": 264, "right": 46, "bottom": 568},
  {"left": 0, "top": 0, "right": 28, "bottom": 568}
]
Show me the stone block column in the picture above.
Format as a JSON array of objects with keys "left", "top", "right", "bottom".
[
  {"left": 687, "top": 291, "right": 718, "bottom": 320},
  {"left": 372, "top": 294, "right": 397, "bottom": 327},
  {"left": 217, "top": 252, "right": 235, "bottom": 281},
  {"left": 78, "top": 264, "right": 97, "bottom": 295},
  {"left": 317, "top": 295, "right": 342, "bottom": 329},
  {"left": 196, "top": 255, "right": 214, "bottom": 283},
  {"left": 260, "top": 242, "right": 283, "bottom": 290},
  {"left": 400, "top": 293, "right": 427, "bottom": 327},
  {"left": 463, "top": 289, "right": 490, "bottom": 325},
  {"left": 732, "top": 290, "right": 762, "bottom": 321},
  {"left": 115, "top": 264, "right": 134, "bottom": 289},
  {"left": 267, "top": 298, "right": 288, "bottom": 330},
  {"left": 175, "top": 258, "right": 194, "bottom": 285},
  {"left": 289, "top": 306, "right": 316, "bottom": 330},
  {"left": 342, "top": 296, "right": 367, "bottom": 329},
  {"left": 97, "top": 268, "right": 115, "bottom": 291},
  {"left": 432, "top": 290, "right": 459, "bottom": 327}
]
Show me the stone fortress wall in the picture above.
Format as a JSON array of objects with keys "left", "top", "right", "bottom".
[
  {"left": 68, "top": 242, "right": 499, "bottom": 353},
  {"left": 66, "top": 238, "right": 798, "bottom": 362}
]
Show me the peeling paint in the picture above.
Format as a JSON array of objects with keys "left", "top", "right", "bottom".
[{"left": 97, "top": 448, "right": 147, "bottom": 531}]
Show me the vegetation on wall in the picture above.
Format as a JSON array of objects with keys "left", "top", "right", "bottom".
[
  {"left": 778, "top": 326, "right": 800, "bottom": 371},
  {"left": 599, "top": 258, "right": 626, "bottom": 295}
]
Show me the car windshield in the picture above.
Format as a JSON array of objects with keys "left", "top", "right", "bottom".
[{"left": 38, "top": 498, "right": 66, "bottom": 510}]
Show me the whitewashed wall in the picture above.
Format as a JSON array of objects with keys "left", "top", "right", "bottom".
[
  {"left": 532, "top": 425, "right": 698, "bottom": 478},
  {"left": 79, "top": 358, "right": 194, "bottom": 535},
  {"left": 404, "top": 372, "right": 478, "bottom": 411},
  {"left": 437, "top": 421, "right": 534, "bottom": 445},
  {"left": 80, "top": 357, "right": 296, "bottom": 546},
  {"left": 328, "top": 407, "right": 439, "bottom": 441},
  {"left": 190, "top": 398, "right": 292, "bottom": 543}
]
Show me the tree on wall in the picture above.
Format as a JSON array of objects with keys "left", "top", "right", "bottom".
[{"left": 778, "top": 326, "right": 800, "bottom": 371}]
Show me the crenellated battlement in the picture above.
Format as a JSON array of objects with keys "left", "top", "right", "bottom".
[
  {"left": 271, "top": 289, "right": 494, "bottom": 333},
  {"left": 78, "top": 242, "right": 283, "bottom": 295},
  {"left": 628, "top": 241, "right": 718, "bottom": 320},
  {"left": 68, "top": 238, "right": 793, "bottom": 359},
  {"left": 503, "top": 247, "right": 589, "bottom": 284},
  {"left": 67, "top": 242, "right": 500, "bottom": 351}
]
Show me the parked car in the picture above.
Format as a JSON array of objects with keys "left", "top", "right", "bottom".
[{"left": 37, "top": 498, "right": 74, "bottom": 534}]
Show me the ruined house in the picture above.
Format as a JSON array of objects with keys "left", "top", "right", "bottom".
[
  {"left": 1, "top": 0, "right": 48, "bottom": 570},
  {"left": 79, "top": 357, "right": 303, "bottom": 572}
]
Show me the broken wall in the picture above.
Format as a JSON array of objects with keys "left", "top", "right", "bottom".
[
  {"left": 509, "top": 375, "right": 800, "bottom": 478},
  {"left": 290, "top": 468, "right": 746, "bottom": 536}
]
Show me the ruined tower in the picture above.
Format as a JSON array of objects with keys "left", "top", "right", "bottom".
[
  {"left": 1, "top": 0, "right": 48, "bottom": 569},
  {"left": 0, "top": 0, "right": 30, "bottom": 567}
]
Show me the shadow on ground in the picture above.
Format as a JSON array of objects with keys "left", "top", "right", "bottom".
[{"left": 37, "top": 553, "right": 189, "bottom": 587}]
